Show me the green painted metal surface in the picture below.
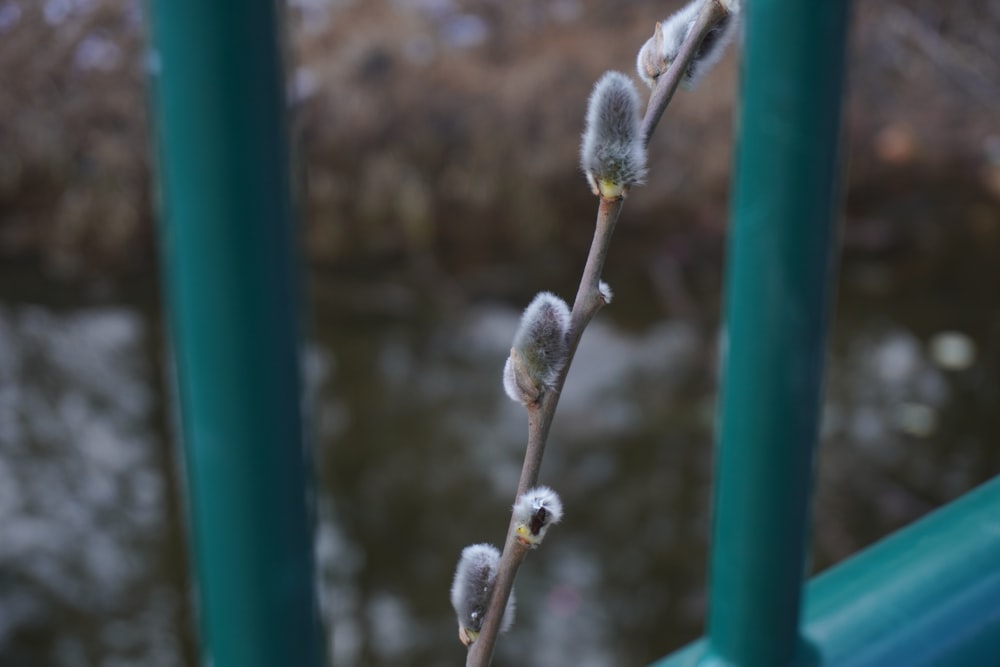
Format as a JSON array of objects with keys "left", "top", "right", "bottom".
[
  {"left": 804, "top": 475, "right": 1000, "bottom": 666},
  {"left": 658, "top": 0, "right": 853, "bottom": 665},
  {"left": 651, "top": 475, "right": 1000, "bottom": 667},
  {"left": 148, "top": 1, "right": 322, "bottom": 666},
  {"left": 703, "top": 0, "right": 851, "bottom": 665},
  {"left": 646, "top": 0, "right": 1000, "bottom": 665}
]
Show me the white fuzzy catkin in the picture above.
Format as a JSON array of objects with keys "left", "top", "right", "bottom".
[
  {"left": 450, "top": 544, "right": 515, "bottom": 645},
  {"left": 598, "top": 280, "right": 614, "bottom": 305},
  {"left": 636, "top": 0, "right": 741, "bottom": 90},
  {"left": 579, "top": 71, "right": 647, "bottom": 200},
  {"left": 513, "top": 486, "right": 564, "bottom": 547},
  {"left": 503, "top": 292, "right": 571, "bottom": 405}
]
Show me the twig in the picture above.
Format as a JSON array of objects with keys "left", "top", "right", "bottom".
[
  {"left": 465, "top": 3, "right": 731, "bottom": 665},
  {"left": 884, "top": 4, "right": 1000, "bottom": 109},
  {"left": 465, "top": 198, "right": 623, "bottom": 667},
  {"left": 641, "top": 0, "right": 730, "bottom": 146}
]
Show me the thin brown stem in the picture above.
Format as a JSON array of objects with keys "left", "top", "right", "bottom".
[
  {"left": 465, "top": 3, "right": 733, "bottom": 665},
  {"left": 466, "top": 198, "right": 624, "bottom": 667},
  {"left": 524, "top": 196, "right": 624, "bottom": 496}
]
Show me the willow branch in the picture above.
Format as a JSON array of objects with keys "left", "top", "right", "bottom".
[
  {"left": 465, "top": 197, "right": 623, "bottom": 667},
  {"left": 466, "top": 3, "right": 731, "bottom": 665}
]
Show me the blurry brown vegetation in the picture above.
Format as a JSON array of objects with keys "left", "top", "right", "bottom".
[
  {"left": 0, "top": 0, "right": 998, "bottom": 282},
  {"left": 0, "top": 0, "right": 148, "bottom": 274}
]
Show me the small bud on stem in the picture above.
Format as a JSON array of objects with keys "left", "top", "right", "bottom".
[
  {"left": 451, "top": 544, "right": 516, "bottom": 647},
  {"left": 637, "top": 0, "right": 741, "bottom": 90},
  {"left": 598, "top": 280, "right": 614, "bottom": 305},
  {"left": 580, "top": 71, "right": 647, "bottom": 200},
  {"left": 503, "top": 292, "right": 571, "bottom": 406},
  {"left": 513, "top": 486, "right": 564, "bottom": 548}
]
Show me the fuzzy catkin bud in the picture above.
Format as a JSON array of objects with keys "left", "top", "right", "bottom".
[
  {"left": 503, "top": 292, "right": 571, "bottom": 406},
  {"left": 450, "top": 544, "right": 516, "bottom": 646},
  {"left": 513, "top": 486, "right": 564, "bottom": 547},
  {"left": 580, "top": 71, "right": 647, "bottom": 200},
  {"left": 598, "top": 281, "right": 614, "bottom": 305},
  {"left": 636, "top": 0, "right": 741, "bottom": 90}
]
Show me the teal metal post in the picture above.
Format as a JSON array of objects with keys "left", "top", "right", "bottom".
[
  {"left": 148, "top": 1, "right": 322, "bottom": 666},
  {"left": 702, "top": 0, "right": 850, "bottom": 665}
]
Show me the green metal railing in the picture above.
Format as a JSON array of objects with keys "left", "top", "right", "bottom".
[
  {"left": 148, "top": 1, "right": 322, "bottom": 666},
  {"left": 651, "top": 0, "right": 1000, "bottom": 665},
  {"left": 654, "top": 476, "right": 1000, "bottom": 667},
  {"left": 702, "top": 0, "right": 850, "bottom": 662},
  {"left": 702, "top": 0, "right": 850, "bottom": 663},
  {"left": 145, "top": 0, "right": 998, "bottom": 665}
]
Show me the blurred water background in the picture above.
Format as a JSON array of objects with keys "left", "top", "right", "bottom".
[{"left": 1, "top": 0, "right": 999, "bottom": 666}]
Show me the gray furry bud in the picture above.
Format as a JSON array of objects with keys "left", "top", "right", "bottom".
[
  {"left": 636, "top": 0, "right": 741, "bottom": 90},
  {"left": 513, "top": 486, "right": 564, "bottom": 548},
  {"left": 636, "top": 21, "right": 669, "bottom": 89},
  {"left": 503, "top": 292, "right": 571, "bottom": 406},
  {"left": 503, "top": 349, "right": 540, "bottom": 406},
  {"left": 450, "top": 543, "right": 515, "bottom": 646},
  {"left": 580, "top": 71, "right": 647, "bottom": 200}
]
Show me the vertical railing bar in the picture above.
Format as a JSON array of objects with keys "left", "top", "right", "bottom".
[
  {"left": 147, "top": 1, "right": 323, "bottom": 665},
  {"left": 702, "top": 0, "right": 851, "bottom": 665}
]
